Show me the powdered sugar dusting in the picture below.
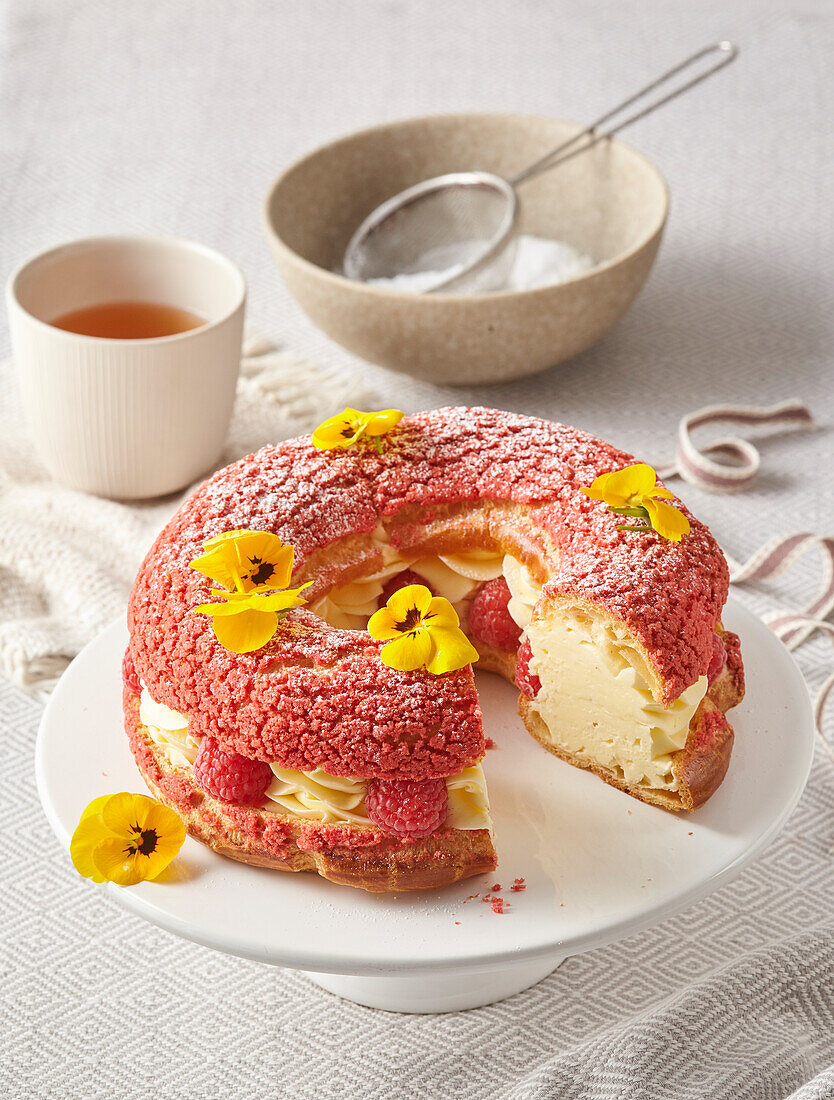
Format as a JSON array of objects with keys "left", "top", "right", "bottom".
[{"left": 128, "top": 407, "right": 729, "bottom": 775}]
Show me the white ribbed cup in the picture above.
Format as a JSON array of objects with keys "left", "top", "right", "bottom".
[{"left": 6, "top": 234, "right": 246, "bottom": 499}]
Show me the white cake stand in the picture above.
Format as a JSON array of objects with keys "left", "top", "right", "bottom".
[{"left": 36, "top": 596, "right": 815, "bottom": 1013}]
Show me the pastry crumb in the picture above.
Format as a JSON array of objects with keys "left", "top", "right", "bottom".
[{"left": 481, "top": 893, "right": 508, "bottom": 913}]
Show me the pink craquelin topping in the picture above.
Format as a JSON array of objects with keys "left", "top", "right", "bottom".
[
  {"left": 122, "top": 649, "right": 141, "bottom": 695},
  {"left": 707, "top": 633, "right": 726, "bottom": 685}
]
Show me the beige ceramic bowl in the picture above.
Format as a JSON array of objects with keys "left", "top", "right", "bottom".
[{"left": 263, "top": 113, "right": 668, "bottom": 384}]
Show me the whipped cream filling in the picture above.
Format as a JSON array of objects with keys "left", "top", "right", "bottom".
[
  {"left": 266, "top": 762, "right": 491, "bottom": 831},
  {"left": 525, "top": 610, "right": 707, "bottom": 790},
  {"left": 266, "top": 767, "right": 369, "bottom": 824},
  {"left": 308, "top": 524, "right": 504, "bottom": 630},
  {"left": 502, "top": 552, "right": 705, "bottom": 790},
  {"left": 139, "top": 691, "right": 200, "bottom": 769},
  {"left": 141, "top": 528, "right": 702, "bottom": 814},
  {"left": 138, "top": 689, "right": 492, "bottom": 831},
  {"left": 502, "top": 554, "right": 543, "bottom": 629}
]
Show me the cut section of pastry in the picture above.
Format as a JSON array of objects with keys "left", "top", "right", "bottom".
[{"left": 125, "top": 406, "right": 744, "bottom": 891}]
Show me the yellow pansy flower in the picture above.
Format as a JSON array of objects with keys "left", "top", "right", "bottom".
[
  {"left": 581, "top": 462, "right": 690, "bottom": 542},
  {"left": 189, "top": 530, "right": 311, "bottom": 653},
  {"left": 367, "top": 584, "right": 479, "bottom": 675},
  {"left": 190, "top": 529, "right": 295, "bottom": 593},
  {"left": 70, "top": 792, "right": 186, "bottom": 886},
  {"left": 195, "top": 585, "right": 311, "bottom": 653},
  {"left": 312, "top": 407, "right": 404, "bottom": 452}
]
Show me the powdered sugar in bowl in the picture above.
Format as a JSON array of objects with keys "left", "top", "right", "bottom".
[{"left": 264, "top": 113, "right": 668, "bottom": 384}]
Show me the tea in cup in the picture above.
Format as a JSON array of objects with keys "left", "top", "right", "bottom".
[{"left": 6, "top": 234, "right": 246, "bottom": 498}]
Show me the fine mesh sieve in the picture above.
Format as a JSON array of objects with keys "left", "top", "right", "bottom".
[{"left": 343, "top": 42, "right": 738, "bottom": 293}]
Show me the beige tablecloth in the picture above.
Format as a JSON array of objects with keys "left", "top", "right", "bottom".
[{"left": 2, "top": 2, "right": 833, "bottom": 1097}]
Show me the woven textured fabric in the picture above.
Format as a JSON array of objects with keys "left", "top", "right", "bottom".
[
  {"left": 0, "top": 335, "right": 375, "bottom": 691},
  {"left": 2, "top": 1, "right": 834, "bottom": 1097},
  {"left": 3, "top": 678, "right": 834, "bottom": 1100}
]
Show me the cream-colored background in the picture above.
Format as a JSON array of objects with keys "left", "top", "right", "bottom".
[{"left": 2, "top": 2, "right": 833, "bottom": 1098}]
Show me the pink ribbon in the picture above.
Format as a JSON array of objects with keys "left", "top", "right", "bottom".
[
  {"left": 657, "top": 400, "right": 831, "bottom": 737},
  {"left": 766, "top": 616, "right": 834, "bottom": 737},
  {"left": 656, "top": 399, "right": 816, "bottom": 493},
  {"left": 726, "top": 534, "right": 834, "bottom": 736},
  {"left": 725, "top": 534, "right": 834, "bottom": 648}
]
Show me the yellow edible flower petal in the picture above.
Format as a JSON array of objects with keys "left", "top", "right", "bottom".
[
  {"left": 211, "top": 606, "right": 280, "bottom": 653},
  {"left": 101, "top": 791, "right": 143, "bottom": 836},
  {"left": 71, "top": 793, "right": 186, "bottom": 886},
  {"left": 190, "top": 531, "right": 295, "bottom": 593},
  {"left": 202, "top": 529, "right": 254, "bottom": 548},
  {"left": 312, "top": 408, "right": 365, "bottom": 450},
  {"left": 425, "top": 628, "right": 480, "bottom": 675},
  {"left": 387, "top": 583, "right": 433, "bottom": 620},
  {"left": 195, "top": 597, "right": 255, "bottom": 616},
  {"left": 378, "top": 630, "right": 433, "bottom": 671},
  {"left": 72, "top": 793, "right": 133, "bottom": 881},
  {"left": 188, "top": 547, "right": 242, "bottom": 592},
  {"left": 423, "top": 596, "right": 462, "bottom": 629},
  {"left": 362, "top": 409, "right": 405, "bottom": 437},
  {"left": 642, "top": 497, "right": 691, "bottom": 542},
  {"left": 80, "top": 794, "right": 111, "bottom": 822},
  {"left": 195, "top": 583, "right": 311, "bottom": 653},
  {"left": 189, "top": 530, "right": 311, "bottom": 654},
  {"left": 368, "top": 584, "right": 478, "bottom": 675},
  {"left": 70, "top": 812, "right": 110, "bottom": 883},
  {"left": 229, "top": 531, "right": 294, "bottom": 591},
  {"left": 581, "top": 463, "right": 658, "bottom": 507},
  {"left": 196, "top": 584, "right": 311, "bottom": 617},
  {"left": 251, "top": 585, "right": 312, "bottom": 611},
  {"left": 366, "top": 605, "right": 401, "bottom": 641},
  {"left": 92, "top": 836, "right": 150, "bottom": 886},
  {"left": 92, "top": 821, "right": 185, "bottom": 886},
  {"left": 367, "top": 584, "right": 433, "bottom": 641},
  {"left": 580, "top": 462, "right": 689, "bottom": 542},
  {"left": 312, "top": 407, "right": 404, "bottom": 451}
]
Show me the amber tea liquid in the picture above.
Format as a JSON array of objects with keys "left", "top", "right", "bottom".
[{"left": 51, "top": 300, "right": 206, "bottom": 339}]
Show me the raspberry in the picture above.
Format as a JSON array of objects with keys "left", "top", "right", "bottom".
[
  {"left": 379, "top": 569, "right": 434, "bottom": 606},
  {"left": 515, "top": 638, "right": 541, "bottom": 698},
  {"left": 468, "top": 577, "right": 521, "bottom": 651},
  {"left": 122, "top": 649, "right": 141, "bottom": 694},
  {"left": 366, "top": 777, "right": 448, "bottom": 838},
  {"left": 707, "top": 633, "right": 726, "bottom": 685},
  {"left": 194, "top": 738, "right": 273, "bottom": 805}
]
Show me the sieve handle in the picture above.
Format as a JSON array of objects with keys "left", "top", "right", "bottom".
[{"left": 510, "top": 41, "right": 738, "bottom": 187}]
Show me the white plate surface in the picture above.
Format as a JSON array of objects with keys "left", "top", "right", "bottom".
[{"left": 37, "top": 596, "right": 814, "bottom": 977}]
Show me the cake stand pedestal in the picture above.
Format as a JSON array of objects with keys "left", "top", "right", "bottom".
[
  {"left": 37, "top": 597, "right": 815, "bottom": 1014},
  {"left": 301, "top": 955, "right": 565, "bottom": 1013}
]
